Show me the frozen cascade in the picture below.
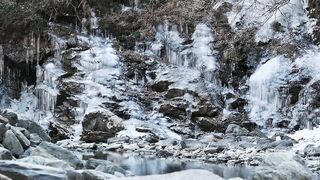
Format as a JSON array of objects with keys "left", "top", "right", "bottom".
[
  {"left": 248, "top": 56, "right": 291, "bottom": 126},
  {"left": 90, "top": 11, "right": 99, "bottom": 36},
  {"left": 225, "top": 0, "right": 309, "bottom": 42},
  {"left": 49, "top": 34, "right": 67, "bottom": 60},
  {"left": 191, "top": 24, "right": 217, "bottom": 72},
  {"left": 70, "top": 36, "right": 122, "bottom": 138},
  {"left": 35, "top": 61, "right": 65, "bottom": 112},
  {"left": 34, "top": 34, "right": 66, "bottom": 112},
  {"left": 152, "top": 23, "right": 217, "bottom": 73}
]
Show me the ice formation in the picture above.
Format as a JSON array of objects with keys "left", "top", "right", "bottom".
[
  {"left": 225, "top": 0, "right": 310, "bottom": 42},
  {"left": 248, "top": 56, "right": 291, "bottom": 126},
  {"left": 152, "top": 22, "right": 217, "bottom": 72}
]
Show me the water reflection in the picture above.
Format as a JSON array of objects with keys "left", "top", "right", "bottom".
[{"left": 104, "top": 153, "right": 252, "bottom": 179}]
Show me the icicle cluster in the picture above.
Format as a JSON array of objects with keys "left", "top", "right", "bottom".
[
  {"left": 152, "top": 22, "right": 217, "bottom": 73},
  {"left": 248, "top": 56, "right": 291, "bottom": 126}
]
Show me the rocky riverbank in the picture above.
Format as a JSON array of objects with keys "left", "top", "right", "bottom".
[{"left": 1, "top": 0, "right": 320, "bottom": 179}]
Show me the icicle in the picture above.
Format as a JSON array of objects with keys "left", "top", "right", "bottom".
[
  {"left": 35, "top": 61, "right": 64, "bottom": 112},
  {"left": 36, "top": 35, "right": 40, "bottom": 65},
  {"left": 49, "top": 33, "right": 67, "bottom": 60},
  {"left": 90, "top": 11, "right": 99, "bottom": 36},
  {"left": 248, "top": 56, "right": 291, "bottom": 126},
  {"left": 0, "top": 45, "right": 3, "bottom": 83}
]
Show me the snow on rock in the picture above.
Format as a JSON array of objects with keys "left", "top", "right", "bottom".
[
  {"left": 226, "top": 0, "right": 310, "bottom": 42},
  {"left": 111, "top": 169, "right": 224, "bottom": 180},
  {"left": 289, "top": 127, "right": 320, "bottom": 152},
  {"left": 248, "top": 56, "right": 291, "bottom": 126}
]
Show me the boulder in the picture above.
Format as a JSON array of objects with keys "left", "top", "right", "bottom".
[
  {"left": 29, "top": 133, "right": 43, "bottom": 145},
  {"left": 304, "top": 144, "right": 320, "bottom": 156},
  {"left": 38, "top": 142, "right": 83, "bottom": 169},
  {"left": 78, "top": 170, "right": 116, "bottom": 180},
  {"left": 159, "top": 103, "right": 187, "bottom": 119},
  {"left": 165, "top": 88, "right": 185, "bottom": 99},
  {"left": 151, "top": 80, "right": 173, "bottom": 92},
  {"left": 250, "top": 152, "right": 313, "bottom": 180},
  {"left": 17, "top": 120, "right": 51, "bottom": 142},
  {"left": 0, "top": 148, "right": 12, "bottom": 160},
  {"left": 81, "top": 110, "right": 123, "bottom": 143},
  {"left": 85, "top": 158, "right": 127, "bottom": 175},
  {"left": 0, "top": 161, "right": 82, "bottom": 180},
  {"left": 18, "top": 156, "right": 73, "bottom": 169},
  {"left": 260, "top": 140, "right": 294, "bottom": 150},
  {"left": 28, "top": 142, "right": 83, "bottom": 169},
  {"left": 225, "top": 124, "right": 249, "bottom": 136},
  {"left": 0, "top": 112, "right": 18, "bottom": 126},
  {"left": 2, "top": 130, "right": 24, "bottom": 156},
  {"left": 192, "top": 117, "right": 217, "bottom": 131},
  {"left": 0, "top": 123, "right": 7, "bottom": 142},
  {"left": 11, "top": 127, "right": 30, "bottom": 149},
  {"left": 191, "top": 101, "right": 220, "bottom": 118}
]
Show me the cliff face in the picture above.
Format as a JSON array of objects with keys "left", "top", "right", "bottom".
[{"left": 1, "top": 0, "right": 320, "bottom": 174}]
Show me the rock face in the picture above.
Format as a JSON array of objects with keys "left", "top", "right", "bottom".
[
  {"left": 250, "top": 152, "right": 313, "bottom": 180},
  {"left": 81, "top": 110, "right": 123, "bottom": 143},
  {"left": 2, "top": 130, "right": 24, "bottom": 156}
]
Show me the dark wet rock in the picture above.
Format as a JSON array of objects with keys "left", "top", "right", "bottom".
[
  {"left": 228, "top": 98, "right": 247, "bottom": 111},
  {"left": 156, "top": 150, "right": 173, "bottom": 158},
  {"left": 145, "top": 134, "right": 160, "bottom": 143},
  {"left": 159, "top": 102, "right": 187, "bottom": 119},
  {"left": 135, "top": 127, "right": 152, "bottom": 133},
  {"left": 0, "top": 112, "right": 18, "bottom": 126},
  {"left": 192, "top": 117, "right": 217, "bottom": 131},
  {"left": 225, "top": 124, "right": 249, "bottom": 136},
  {"left": 81, "top": 110, "right": 123, "bottom": 143},
  {"left": 275, "top": 119, "right": 291, "bottom": 128},
  {"left": 304, "top": 144, "right": 320, "bottom": 157},
  {"left": 48, "top": 122, "right": 70, "bottom": 142},
  {"left": 191, "top": 101, "right": 220, "bottom": 118},
  {"left": 241, "top": 121, "right": 258, "bottom": 132},
  {"left": 151, "top": 80, "right": 174, "bottom": 92},
  {"left": 0, "top": 148, "right": 12, "bottom": 160},
  {"left": 204, "top": 145, "right": 225, "bottom": 154},
  {"left": 0, "top": 161, "right": 82, "bottom": 180},
  {"left": 165, "top": 88, "right": 185, "bottom": 99},
  {"left": 2, "top": 130, "right": 24, "bottom": 156},
  {"left": 17, "top": 120, "right": 51, "bottom": 142},
  {"left": 0, "top": 123, "right": 7, "bottom": 142}
]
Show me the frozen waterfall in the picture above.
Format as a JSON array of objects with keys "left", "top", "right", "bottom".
[{"left": 248, "top": 56, "right": 291, "bottom": 126}]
